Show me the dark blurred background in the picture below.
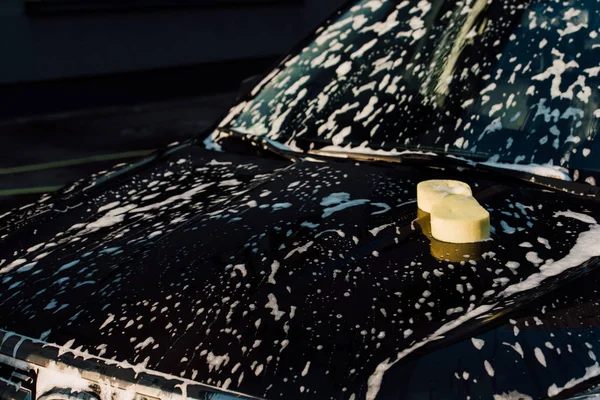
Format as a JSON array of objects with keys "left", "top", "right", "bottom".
[{"left": 0, "top": 0, "right": 346, "bottom": 209}]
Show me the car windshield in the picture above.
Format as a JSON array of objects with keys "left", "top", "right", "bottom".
[{"left": 217, "top": 0, "right": 600, "bottom": 182}]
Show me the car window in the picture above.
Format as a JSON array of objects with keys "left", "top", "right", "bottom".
[{"left": 221, "top": 0, "right": 600, "bottom": 181}]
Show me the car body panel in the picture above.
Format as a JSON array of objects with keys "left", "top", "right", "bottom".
[
  {"left": 1, "top": 144, "right": 599, "bottom": 399},
  {"left": 3, "top": 0, "right": 600, "bottom": 397}
]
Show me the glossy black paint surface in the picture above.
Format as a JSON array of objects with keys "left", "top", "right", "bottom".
[
  {"left": 3, "top": 0, "right": 600, "bottom": 397},
  {"left": 1, "top": 140, "right": 599, "bottom": 399}
]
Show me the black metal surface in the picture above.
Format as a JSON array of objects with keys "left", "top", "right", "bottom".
[
  {"left": 2, "top": 0, "right": 600, "bottom": 398},
  {"left": 0, "top": 140, "right": 599, "bottom": 399}
]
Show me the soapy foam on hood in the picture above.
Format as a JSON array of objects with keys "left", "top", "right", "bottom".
[{"left": 366, "top": 210, "right": 600, "bottom": 399}]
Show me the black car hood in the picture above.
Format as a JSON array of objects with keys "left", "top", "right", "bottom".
[{"left": 1, "top": 144, "right": 600, "bottom": 399}]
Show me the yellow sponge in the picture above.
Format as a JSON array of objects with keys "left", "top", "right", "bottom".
[
  {"left": 430, "top": 194, "right": 490, "bottom": 243},
  {"left": 417, "top": 180, "right": 472, "bottom": 213}
]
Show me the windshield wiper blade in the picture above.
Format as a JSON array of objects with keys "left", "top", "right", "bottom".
[
  {"left": 476, "top": 162, "right": 600, "bottom": 197},
  {"left": 210, "top": 134, "right": 599, "bottom": 197},
  {"left": 309, "top": 148, "right": 479, "bottom": 169},
  {"left": 309, "top": 148, "right": 600, "bottom": 198}
]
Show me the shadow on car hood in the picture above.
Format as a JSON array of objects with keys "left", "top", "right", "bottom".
[{"left": 0, "top": 144, "right": 599, "bottom": 399}]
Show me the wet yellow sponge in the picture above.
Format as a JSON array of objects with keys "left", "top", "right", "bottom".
[
  {"left": 430, "top": 194, "right": 490, "bottom": 243},
  {"left": 417, "top": 180, "right": 472, "bottom": 213}
]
